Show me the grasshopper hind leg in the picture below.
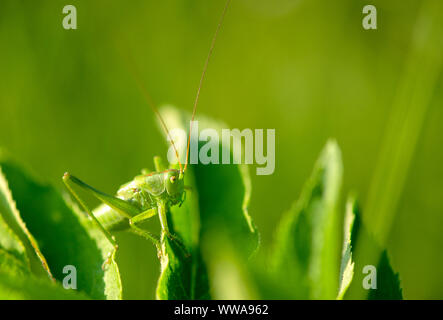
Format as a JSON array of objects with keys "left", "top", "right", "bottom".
[{"left": 63, "top": 173, "right": 122, "bottom": 270}]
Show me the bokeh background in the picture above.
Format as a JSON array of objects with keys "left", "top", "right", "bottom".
[{"left": 0, "top": 0, "right": 442, "bottom": 299}]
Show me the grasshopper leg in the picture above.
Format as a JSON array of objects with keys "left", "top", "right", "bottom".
[
  {"left": 157, "top": 202, "right": 190, "bottom": 258},
  {"left": 63, "top": 173, "right": 119, "bottom": 270},
  {"left": 129, "top": 208, "right": 161, "bottom": 256}
]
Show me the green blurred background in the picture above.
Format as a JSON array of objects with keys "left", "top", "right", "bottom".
[{"left": 0, "top": 0, "right": 442, "bottom": 299}]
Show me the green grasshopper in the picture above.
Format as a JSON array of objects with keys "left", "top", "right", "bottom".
[{"left": 63, "top": 0, "right": 232, "bottom": 269}]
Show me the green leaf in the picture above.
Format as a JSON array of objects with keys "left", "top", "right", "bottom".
[
  {"left": 273, "top": 140, "right": 343, "bottom": 299},
  {"left": 156, "top": 236, "right": 209, "bottom": 300},
  {"left": 0, "top": 211, "right": 29, "bottom": 271},
  {"left": 201, "top": 233, "right": 259, "bottom": 300},
  {"left": 0, "top": 248, "right": 29, "bottom": 279},
  {"left": 0, "top": 158, "right": 122, "bottom": 300},
  {"left": 337, "top": 197, "right": 357, "bottom": 299},
  {"left": 155, "top": 168, "right": 210, "bottom": 300},
  {"left": 368, "top": 251, "right": 403, "bottom": 300},
  {"left": 0, "top": 217, "right": 30, "bottom": 294},
  {"left": 155, "top": 106, "right": 259, "bottom": 299},
  {"left": 0, "top": 164, "right": 51, "bottom": 279},
  {"left": 338, "top": 197, "right": 403, "bottom": 300},
  {"left": 0, "top": 270, "right": 89, "bottom": 300}
]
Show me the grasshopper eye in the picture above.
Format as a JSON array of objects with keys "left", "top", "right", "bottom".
[{"left": 170, "top": 176, "right": 176, "bottom": 183}]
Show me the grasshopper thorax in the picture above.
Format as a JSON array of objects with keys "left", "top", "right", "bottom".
[{"left": 125, "top": 169, "right": 185, "bottom": 207}]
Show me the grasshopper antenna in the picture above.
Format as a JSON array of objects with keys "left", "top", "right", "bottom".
[
  {"left": 184, "top": 0, "right": 232, "bottom": 172},
  {"left": 119, "top": 45, "right": 184, "bottom": 172}
]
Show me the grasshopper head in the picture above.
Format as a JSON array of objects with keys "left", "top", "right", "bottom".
[{"left": 165, "top": 169, "right": 185, "bottom": 205}]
